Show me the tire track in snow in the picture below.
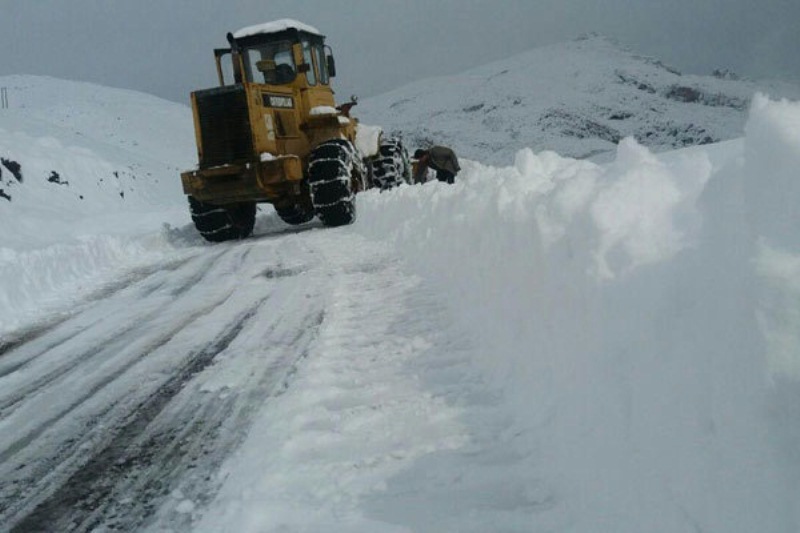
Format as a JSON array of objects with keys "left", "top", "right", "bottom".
[
  {"left": 2, "top": 300, "right": 263, "bottom": 531},
  {"left": 0, "top": 321, "right": 94, "bottom": 379},
  {"left": 9, "top": 301, "right": 265, "bottom": 532},
  {"left": 0, "top": 295, "right": 237, "bottom": 463},
  {"left": 0, "top": 246, "right": 257, "bottom": 528},
  {"left": 0, "top": 249, "right": 231, "bottom": 414},
  {"left": 1, "top": 235, "right": 328, "bottom": 532},
  {"left": 75, "top": 309, "right": 326, "bottom": 533},
  {"left": 0, "top": 254, "right": 199, "bottom": 372}
]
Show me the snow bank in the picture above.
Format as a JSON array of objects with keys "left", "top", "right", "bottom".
[
  {"left": 0, "top": 230, "right": 194, "bottom": 336},
  {"left": 353, "top": 94, "right": 800, "bottom": 531},
  {"left": 744, "top": 95, "right": 800, "bottom": 251},
  {"left": 0, "top": 76, "right": 195, "bottom": 338}
]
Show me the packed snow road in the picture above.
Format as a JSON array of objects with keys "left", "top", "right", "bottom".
[
  {"left": 0, "top": 221, "right": 477, "bottom": 532},
  {"left": 0, "top": 227, "right": 316, "bottom": 530}
]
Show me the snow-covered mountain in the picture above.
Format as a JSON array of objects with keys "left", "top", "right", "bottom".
[{"left": 359, "top": 34, "right": 800, "bottom": 163}]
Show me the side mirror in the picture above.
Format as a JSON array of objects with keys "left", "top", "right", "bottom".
[{"left": 327, "top": 55, "right": 337, "bottom": 78}]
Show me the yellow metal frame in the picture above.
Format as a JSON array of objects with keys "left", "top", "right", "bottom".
[{"left": 186, "top": 40, "right": 358, "bottom": 206}]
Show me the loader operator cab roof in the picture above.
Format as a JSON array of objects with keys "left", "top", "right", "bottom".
[
  {"left": 232, "top": 19, "right": 323, "bottom": 40},
  {"left": 226, "top": 19, "right": 332, "bottom": 87}
]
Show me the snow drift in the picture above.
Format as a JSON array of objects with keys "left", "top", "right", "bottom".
[{"left": 353, "top": 94, "right": 800, "bottom": 532}]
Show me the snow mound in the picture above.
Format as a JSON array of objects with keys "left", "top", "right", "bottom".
[{"left": 351, "top": 94, "right": 800, "bottom": 531}]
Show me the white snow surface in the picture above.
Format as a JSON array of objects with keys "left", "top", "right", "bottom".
[
  {"left": 1, "top": 72, "right": 799, "bottom": 533},
  {"left": 310, "top": 106, "right": 338, "bottom": 116},
  {"left": 0, "top": 75, "right": 194, "bottom": 332},
  {"left": 233, "top": 19, "right": 322, "bottom": 39},
  {"left": 355, "top": 123, "right": 382, "bottom": 158}
]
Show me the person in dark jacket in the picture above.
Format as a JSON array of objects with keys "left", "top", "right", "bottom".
[{"left": 413, "top": 146, "right": 460, "bottom": 184}]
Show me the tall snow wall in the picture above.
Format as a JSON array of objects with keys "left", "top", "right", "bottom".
[{"left": 354, "top": 94, "right": 800, "bottom": 532}]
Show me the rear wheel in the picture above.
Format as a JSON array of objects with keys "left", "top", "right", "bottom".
[
  {"left": 307, "top": 139, "right": 358, "bottom": 227},
  {"left": 188, "top": 196, "right": 255, "bottom": 242},
  {"left": 371, "top": 137, "right": 411, "bottom": 190}
]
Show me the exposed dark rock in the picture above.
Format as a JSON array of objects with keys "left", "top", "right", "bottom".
[
  {"left": 0, "top": 189, "right": 10, "bottom": 201},
  {"left": 712, "top": 69, "right": 741, "bottom": 81},
  {"left": 647, "top": 59, "right": 682, "bottom": 76},
  {"left": 615, "top": 71, "right": 657, "bottom": 94},
  {"left": 665, "top": 86, "right": 702, "bottom": 103},
  {"left": 700, "top": 92, "right": 748, "bottom": 110},
  {"left": 1, "top": 158, "right": 23, "bottom": 183},
  {"left": 635, "top": 122, "right": 718, "bottom": 149},
  {"left": 463, "top": 103, "right": 485, "bottom": 113},
  {"left": 609, "top": 111, "right": 634, "bottom": 121},
  {"left": 663, "top": 85, "right": 748, "bottom": 110},
  {"left": 539, "top": 109, "right": 622, "bottom": 144},
  {"left": 48, "top": 171, "right": 69, "bottom": 186}
]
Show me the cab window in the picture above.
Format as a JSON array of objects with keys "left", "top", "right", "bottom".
[
  {"left": 302, "top": 40, "right": 317, "bottom": 86},
  {"left": 314, "top": 45, "right": 329, "bottom": 85},
  {"left": 217, "top": 51, "right": 235, "bottom": 85},
  {"left": 243, "top": 40, "right": 296, "bottom": 85}
]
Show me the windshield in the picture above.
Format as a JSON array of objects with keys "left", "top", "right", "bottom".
[
  {"left": 301, "top": 39, "right": 316, "bottom": 86},
  {"left": 242, "top": 40, "right": 296, "bottom": 85}
]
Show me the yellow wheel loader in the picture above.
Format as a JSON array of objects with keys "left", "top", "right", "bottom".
[{"left": 180, "top": 19, "right": 410, "bottom": 242}]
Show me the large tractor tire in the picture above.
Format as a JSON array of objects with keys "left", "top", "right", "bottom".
[
  {"left": 275, "top": 204, "right": 314, "bottom": 225},
  {"left": 307, "top": 139, "right": 358, "bottom": 227},
  {"left": 188, "top": 196, "right": 256, "bottom": 242},
  {"left": 371, "top": 137, "right": 411, "bottom": 191}
]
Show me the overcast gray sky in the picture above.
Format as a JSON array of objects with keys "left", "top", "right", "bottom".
[{"left": 1, "top": 0, "right": 798, "bottom": 104}]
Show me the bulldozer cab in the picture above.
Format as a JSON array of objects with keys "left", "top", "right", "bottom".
[{"left": 213, "top": 25, "right": 334, "bottom": 90}]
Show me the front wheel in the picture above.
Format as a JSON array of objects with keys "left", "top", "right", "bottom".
[
  {"left": 307, "top": 139, "right": 358, "bottom": 227},
  {"left": 188, "top": 196, "right": 255, "bottom": 242}
]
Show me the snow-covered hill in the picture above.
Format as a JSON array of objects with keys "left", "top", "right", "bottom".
[
  {"left": 0, "top": 75, "right": 195, "bottom": 332},
  {"left": 0, "top": 75, "right": 194, "bottom": 247},
  {"left": 359, "top": 34, "right": 800, "bottom": 164}
]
